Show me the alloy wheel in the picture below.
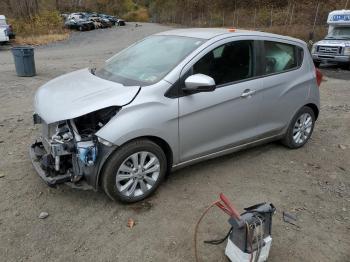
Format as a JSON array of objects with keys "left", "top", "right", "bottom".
[
  {"left": 116, "top": 151, "right": 160, "bottom": 197},
  {"left": 293, "top": 113, "right": 313, "bottom": 144}
]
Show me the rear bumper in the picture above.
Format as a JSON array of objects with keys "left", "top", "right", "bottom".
[{"left": 312, "top": 54, "right": 350, "bottom": 63}]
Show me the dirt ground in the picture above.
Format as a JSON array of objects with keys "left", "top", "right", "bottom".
[{"left": 0, "top": 23, "right": 349, "bottom": 262}]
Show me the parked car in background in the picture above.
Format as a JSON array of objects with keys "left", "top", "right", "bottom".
[
  {"left": 312, "top": 10, "right": 350, "bottom": 68},
  {"left": 99, "top": 14, "right": 117, "bottom": 25},
  {"left": 64, "top": 18, "right": 94, "bottom": 31},
  {"left": 63, "top": 12, "right": 124, "bottom": 31},
  {"left": 98, "top": 14, "right": 125, "bottom": 26},
  {"left": 30, "top": 29, "right": 321, "bottom": 203},
  {"left": 88, "top": 14, "right": 112, "bottom": 28},
  {"left": 100, "top": 17, "right": 113, "bottom": 28},
  {"left": 67, "top": 13, "right": 86, "bottom": 21},
  {"left": 116, "top": 18, "right": 126, "bottom": 26},
  {"left": 0, "top": 15, "right": 15, "bottom": 39},
  {"left": 0, "top": 27, "right": 9, "bottom": 45}
]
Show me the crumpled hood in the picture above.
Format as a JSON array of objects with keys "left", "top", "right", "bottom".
[
  {"left": 315, "top": 39, "right": 350, "bottom": 47},
  {"left": 34, "top": 68, "right": 140, "bottom": 124}
]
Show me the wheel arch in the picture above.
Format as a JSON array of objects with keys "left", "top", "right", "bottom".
[
  {"left": 305, "top": 103, "right": 319, "bottom": 120},
  {"left": 96, "top": 135, "right": 174, "bottom": 188}
]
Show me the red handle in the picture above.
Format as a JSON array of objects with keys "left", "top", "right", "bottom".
[{"left": 216, "top": 193, "right": 241, "bottom": 219}]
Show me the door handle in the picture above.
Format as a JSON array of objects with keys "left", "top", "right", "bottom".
[{"left": 241, "top": 89, "right": 256, "bottom": 98}]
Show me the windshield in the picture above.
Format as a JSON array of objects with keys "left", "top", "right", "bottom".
[
  {"left": 326, "top": 27, "right": 350, "bottom": 40},
  {"left": 95, "top": 35, "right": 205, "bottom": 86},
  {"left": 0, "top": 19, "right": 6, "bottom": 26}
]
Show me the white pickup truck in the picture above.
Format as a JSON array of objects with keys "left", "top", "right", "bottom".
[
  {"left": 0, "top": 15, "right": 10, "bottom": 44},
  {"left": 311, "top": 10, "right": 350, "bottom": 68},
  {"left": 0, "top": 27, "right": 9, "bottom": 44}
]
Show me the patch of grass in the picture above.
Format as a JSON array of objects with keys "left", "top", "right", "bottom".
[
  {"left": 14, "top": 33, "right": 69, "bottom": 46},
  {"left": 9, "top": 10, "right": 69, "bottom": 45},
  {"left": 10, "top": 11, "right": 65, "bottom": 36},
  {"left": 123, "top": 7, "right": 149, "bottom": 22}
]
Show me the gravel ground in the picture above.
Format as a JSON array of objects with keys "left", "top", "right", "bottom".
[{"left": 0, "top": 23, "right": 349, "bottom": 262}]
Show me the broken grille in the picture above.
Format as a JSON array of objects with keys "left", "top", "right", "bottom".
[{"left": 41, "top": 122, "right": 57, "bottom": 153}]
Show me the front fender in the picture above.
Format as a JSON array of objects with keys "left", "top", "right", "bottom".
[{"left": 96, "top": 92, "right": 179, "bottom": 164}]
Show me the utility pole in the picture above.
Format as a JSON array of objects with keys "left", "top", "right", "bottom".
[
  {"left": 284, "top": 1, "right": 291, "bottom": 26},
  {"left": 233, "top": 0, "right": 237, "bottom": 27},
  {"left": 309, "top": 0, "right": 321, "bottom": 42},
  {"left": 253, "top": 8, "right": 257, "bottom": 29},
  {"left": 270, "top": 6, "right": 273, "bottom": 27},
  {"left": 289, "top": 3, "right": 295, "bottom": 25},
  {"left": 312, "top": 1, "right": 320, "bottom": 33},
  {"left": 223, "top": 11, "right": 225, "bottom": 26}
]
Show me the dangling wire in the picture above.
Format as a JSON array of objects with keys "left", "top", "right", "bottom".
[
  {"left": 204, "top": 226, "right": 233, "bottom": 245},
  {"left": 193, "top": 194, "right": 241, "bottom": 262},
  {"left": 193, "top": 201, "right": 220, "bottom": 262}
]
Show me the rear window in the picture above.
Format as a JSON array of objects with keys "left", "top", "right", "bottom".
[{"left": 263, "top": 41, "right": 302, "bottom": 74}]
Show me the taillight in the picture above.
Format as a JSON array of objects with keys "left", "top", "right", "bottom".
[{"left": 315, "top": 68, "right": 323, "bottom": 87}]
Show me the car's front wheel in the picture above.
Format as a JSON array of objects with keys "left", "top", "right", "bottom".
[
  {"left": 101, "top": 139, "right": 167, "bottom": 203},
  {"left": 282, "top": 106, "right": 316, "bottom": 149}
]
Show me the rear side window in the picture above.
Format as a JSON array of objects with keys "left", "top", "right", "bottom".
[
  {"left": 193, "top": 40, "right": 254, "bottom": 86},
  {"left": 263, "top": 41, "right": 300, "bottom": 74}
]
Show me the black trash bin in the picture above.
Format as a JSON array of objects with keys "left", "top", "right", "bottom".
[{"left": 11, "top": 46, "right": 36, "bottom": 77}]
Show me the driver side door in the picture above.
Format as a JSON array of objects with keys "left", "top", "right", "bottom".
[{"left": 178, "top": 38, "right": 264, "bottom": 162}]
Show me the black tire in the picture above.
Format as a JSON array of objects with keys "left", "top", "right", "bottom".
[
  {"left": 314, "top": 61, "right": 321, "bottom": 68},
  {"left": 282, "top": 106, "right": 316, "bottom": 149},
  {"left": 101, "top": 139, "right": 167, "bottom": 203},
  {"left": 339, "top": 63, "right": 350, "bottom": 70}
]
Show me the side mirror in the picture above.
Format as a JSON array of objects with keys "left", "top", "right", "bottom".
[{"left": 183, "top": 74, "right": 216, "bottom": 93}]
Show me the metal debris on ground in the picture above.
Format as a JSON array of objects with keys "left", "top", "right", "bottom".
[
  {"left": 338, "top": 144, "right": 347, "bottom": 150},
  {"left": 38, "top": 212, "right": 49, "bottom": 219},
  {"left": 283, "top": 211, "right": 300, "bottom": 228}
]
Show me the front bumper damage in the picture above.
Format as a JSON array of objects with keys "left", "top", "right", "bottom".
[
  {"left": 30, "top": 141, "right": 72, "bottom": 186},
  {"left": 29, "top": 118, "right": 117, "bottom": 190}
]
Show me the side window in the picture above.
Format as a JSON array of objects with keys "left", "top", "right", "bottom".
[
  {"left": 263, "top": 41, "right": 298, "bottom": 74},
  {"left": 297, "top": 47, "right": 304, "bottom": 66},
  {"left": 193, "top": 40, "right": 254, "bottom": 86}
]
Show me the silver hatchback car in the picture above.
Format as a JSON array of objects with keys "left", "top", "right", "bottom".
[{"left": 30, "top": 28, "right": 322, "bottom": 202}]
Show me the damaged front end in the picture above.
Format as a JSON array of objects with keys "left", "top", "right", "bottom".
[{"left": 30, "top": 106, "right": 119, "bottom": 189}]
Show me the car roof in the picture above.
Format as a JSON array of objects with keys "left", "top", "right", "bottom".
[{"left": 156, "top": 28, "right": 305, "bottom": 45}]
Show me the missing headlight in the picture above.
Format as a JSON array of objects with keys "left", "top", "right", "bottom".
[{"left": 74, "top": 106, "right": 120, "bottom": 138}]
